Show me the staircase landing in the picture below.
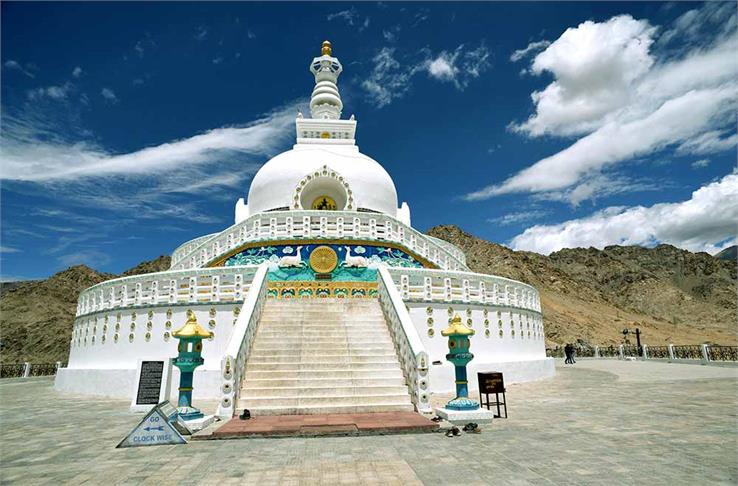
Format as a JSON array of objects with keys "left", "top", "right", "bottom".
[{"left": 200, "top": 412, "right": 438, "bottom": 439}]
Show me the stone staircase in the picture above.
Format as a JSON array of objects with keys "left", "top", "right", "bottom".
[{"left": 238, "top": 298, "right": 414, "bottom": 415}]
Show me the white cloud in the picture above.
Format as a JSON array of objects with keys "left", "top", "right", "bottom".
[
  {"left": 194, "top": 26, "right": 208, "bottom": 41},
  {"left": 4, "top": 60, "right": 35, "bottom": 78},
  {"left": 362, "top": 43, "right": 490, "bottom": 107},
  {"left": 57, "top": 249, "right": 112, "bottom": 268},
  {"left": 466, "top": 11, "right": 737, "bottom": 202},
  {"left": 510, "top": 174, "right": 738, "bottom": 255},
  {"left": 467, "top": 84, "right": 736, "bottom": 199},
  {"left": 658, "top": 2, "right": 736, "bottom": 47},
  {"left": 100, "top": 88, "right": 118, "bottom": 103},
  {"left": 72, "top": 66, "right": 83, "bottom": 78},
  {"left": 427, "top": 54, "right": 457, "bottom": 82},
  {"left": 0, "top": 103, "right": 299, "bottom": 182},
  {"left": 510, "top": 40, "right": 550, "bottom": 63},
  {"left": 512, "top": 15, "right": 657, "bottom": 137},
  {"left": 676, "top": 130, "right": 738, "bottom": 156},
  {"left": 27, "top": 83, "right": 73, "bottom": 101},
  {"left": 0, "top": 246, "right": 21, "bottom": 253},
  {"left": 691, "top": 159, "right": 710, "bottom": 169},
  {"left": 327, "top": 8, "right": 370, "bottom": 32},
  {"left": 488, "top": 209, "right": 550, "bottom": 226}
]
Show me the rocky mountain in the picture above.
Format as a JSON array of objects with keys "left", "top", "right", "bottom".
[
  {"left": 427, "top": 225, "right": 737, "bottom": 347},
  {"left": 715, "top": 245, "right": 737, "bottom": 261},
  {"left": 0, "top": 256, "right": 170, "bottom": 364}
]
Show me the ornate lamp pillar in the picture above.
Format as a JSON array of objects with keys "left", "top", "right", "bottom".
[
  {"left": 441, "top": 315, "right": 480, "bottom": 411},
  {"left": 172, "top": 310, "right": 213, "bottom": 420}
]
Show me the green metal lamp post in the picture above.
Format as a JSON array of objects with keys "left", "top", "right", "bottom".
[
  {"left": 441, "top": 315, "right": 480, "bottom": 411},
  {"left": 172, "top": 310, "right": 213, "bottom": 420}
]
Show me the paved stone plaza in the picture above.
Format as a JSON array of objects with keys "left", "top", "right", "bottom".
[{"left": 1, "top": 360, "right": 736, "bottom": 485}]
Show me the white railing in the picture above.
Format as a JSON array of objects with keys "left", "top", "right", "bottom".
[
  {"left": 169, "top": 210, "right": 468, "bottom": 272},
  {"left": 377, "top": 266, "right": 432, "bottom": 413},
  {"left": 387, "top": 267, "right": 542, "bottom": 313},
  {"left": 170, "top": 233, "right": 219, "bottom": 266},
  {"left": 75, "top": 266, "right": 260, "bottom": 317},
  {"left": 216, "top": 265, "right": 269, "bottom": 418}
]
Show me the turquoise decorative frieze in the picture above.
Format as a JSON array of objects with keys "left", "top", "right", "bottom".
[{"left": 224, "top": 243, "right": 423, "bottom": 273}]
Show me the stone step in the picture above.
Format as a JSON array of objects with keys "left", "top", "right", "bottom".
[
  {"left": 239, "top": 377, "right": 407, "bottom": 388},
  {"left": 252, "top": 337, "right": 394, "bottom": 345},
  {"left": 261, "top": 315, "right": 384, "bottom": 326},
  {"left": 249, "top": 349, "right": 397, "bottom": 358},
  {"left": 240, "top": 385, "right": 409, "bottom": 398},
  {"left": 237, "top": 402, "right": 415, "bottom": 416},
  {"left": 266, "top": 299, "right": 379, "bottom": 305},
  {"left": 239, "top": 393, "right": 413, "bottom": 408},
  {"left": 250, "top": 343, "right": 395, "bottom": 352},
  {"left": 247, "top": 354, "right": 399, "bottom": 364},
  {"left": 246, "top": 361, "right": 402, "bottom": 372},
  {"left": 262, "top": 308, "right": 382, "bottom": 314},
  {"left": 242, "top": 369, "right": 405, "bottom": 380},
  {"left": 256, "top": 328, "right": 390, "bottom": 339}
]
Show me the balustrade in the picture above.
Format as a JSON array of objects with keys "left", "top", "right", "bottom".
[
  {"left": 387, "top": 268, "right": 541, "bottom": 313},
  {"left": 75, "top": 267, "right": 259, "bottom": 317},
  {"left": 169, "top": 211, "right": 467, "bottom": 272}
]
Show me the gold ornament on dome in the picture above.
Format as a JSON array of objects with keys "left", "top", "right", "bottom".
[
  {"left": 311, "top": 196, "right": 337, "bottom": 210},
  {"left": 309, "top": 246, "right": 338, "bottom": 274}
]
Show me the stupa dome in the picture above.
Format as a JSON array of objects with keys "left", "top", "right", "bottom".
[{"left": 247, "top": 143, "right": 399, "bottom": 215}]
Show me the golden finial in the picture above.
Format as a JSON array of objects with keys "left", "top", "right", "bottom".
[
  {"left": 441, "top": 314, "right": 475, "bottom": 337},
  {"left": 321, "top": 40, "right": 332, "bottom": 56},
  {"left": 173, "top": 310, "right": 213, "bottom": 339}
]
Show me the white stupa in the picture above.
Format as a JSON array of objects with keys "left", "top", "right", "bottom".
[{"left": 56, "top": 41, "right": 554, "bottom": 417}]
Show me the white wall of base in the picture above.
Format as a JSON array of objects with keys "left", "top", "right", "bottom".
[
  {"left": 428, "top": 358, "right": 556, "bottom": 394},
  {"left": 55, "top": 367, "right": 223, "bottom": 401}
]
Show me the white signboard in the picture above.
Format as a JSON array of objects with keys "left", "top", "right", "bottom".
[{"left": 117, "top": 403, "right": 186, "bottom": 448}]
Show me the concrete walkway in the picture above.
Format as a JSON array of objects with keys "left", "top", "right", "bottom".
[{"left": 1, "top": 360, "right": 736, "bottom": 485}]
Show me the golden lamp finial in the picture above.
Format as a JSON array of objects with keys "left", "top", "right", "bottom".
[
  {"left": 321, "top": 40, "right": 332, "bottom": 56},
  {"left": 441, "top": 314, "right": 475, "bottom": 337},
  {"left": 172, "top": 310, "right": 213, "bottom": 339}
]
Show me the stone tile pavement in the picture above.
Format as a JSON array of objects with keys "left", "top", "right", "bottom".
[{"left": 0, "top": 360, "right": 736, "bottom": 485}]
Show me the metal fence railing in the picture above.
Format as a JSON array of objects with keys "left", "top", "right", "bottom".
[
  {"left": 0, "top": 362, "right": 65, "bottom": 379},
  {"left": 547, "top": 343, "right": 737, "bottom": 364}
]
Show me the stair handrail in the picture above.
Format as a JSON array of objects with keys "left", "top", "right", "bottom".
[
  {"left": 377, "top": 265, "right": 432, "bottom": 413},
  {"left": 216, "top": 263, "right": 269, "bottom": 418}
]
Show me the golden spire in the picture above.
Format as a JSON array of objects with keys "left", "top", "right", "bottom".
[
  {"left": 321, "top": 40, "right": 332, "bottom": 56},
  {"left": 173, "top": 310, "right": 213, "bottom": 339},
  {"left": 441, "top": 315, "right": 475, "bottom": 337}
]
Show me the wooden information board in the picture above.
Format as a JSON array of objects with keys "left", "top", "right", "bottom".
[{"left": 478, "top": 372, "right": 505, "bottom": 394}]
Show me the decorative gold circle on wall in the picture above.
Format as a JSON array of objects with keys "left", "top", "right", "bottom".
[
  {"left": 309, "top": 245, "right": 338, "bottom": 273},
  {"left": 311, "top": 195, "right": 337, "bottom": 210}
]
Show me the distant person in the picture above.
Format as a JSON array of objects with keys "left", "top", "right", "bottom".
[
  {"left": 571, "top": 345, "right": 577, "bottom": 364},
  {"left": 564, "top": 344, "right": 572, "bottom": 364}
]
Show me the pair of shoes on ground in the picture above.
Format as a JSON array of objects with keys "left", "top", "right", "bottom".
[
  {"left": 445, "top": 426, "right": 461, "bottom": 437},
  {"left": 430, "top": 416, "right": 443, "bottom": 423},
  {"left": 462, "top": 422, "right": 481, "bottom": 434}
]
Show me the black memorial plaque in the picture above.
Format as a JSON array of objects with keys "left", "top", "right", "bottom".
[
  {"left": 136, "top": 361, "right": 164, "bottom": 405},
  {"left": 478, "top": 372, "right": 505, "bottom": 394}
]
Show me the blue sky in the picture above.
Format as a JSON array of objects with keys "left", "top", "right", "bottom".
[{"left": 1, "top": 1, "right": 736, "bottom": 280}]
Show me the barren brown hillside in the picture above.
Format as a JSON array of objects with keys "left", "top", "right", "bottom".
[
  {"left": 0, "top": 256, "right": 170, "bottom": 363},
  {"left": 427, "top": 225, "right": 737, "bottom": 347}
]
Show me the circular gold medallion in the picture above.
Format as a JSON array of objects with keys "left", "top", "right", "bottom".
[{"left": 309, "top": 246, "right": 338, "bottom": 274}]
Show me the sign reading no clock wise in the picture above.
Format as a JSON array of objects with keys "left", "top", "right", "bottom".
[{"left": 117, "top": 401, "right": 186, "bottom": 448}]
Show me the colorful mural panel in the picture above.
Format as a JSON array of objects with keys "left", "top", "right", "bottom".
[{"left": 223, "top": 243, "right": 424, "bottom": 279}]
